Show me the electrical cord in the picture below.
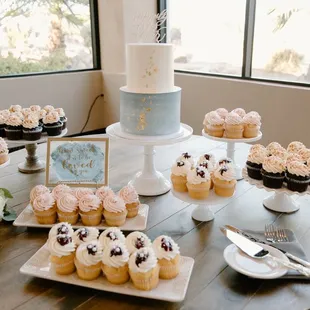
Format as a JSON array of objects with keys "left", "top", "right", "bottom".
[{"left": 80, "top": 93, "right": 104, "bottom": 133}]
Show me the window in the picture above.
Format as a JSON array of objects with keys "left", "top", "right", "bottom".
[
  {"left": 161, "top": 0, "right": 310, "bottom": 86},
  {"left": 0, "top": 0, "right": 100, "bottom": 77}
]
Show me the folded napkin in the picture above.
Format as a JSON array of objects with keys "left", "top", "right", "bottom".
[{"left": 245, "top": 229, "right": 309, "bottom": 279}]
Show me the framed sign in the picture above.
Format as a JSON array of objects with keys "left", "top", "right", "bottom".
[{"left": 45, "top": 137, "right": 109, "bottom": 188}]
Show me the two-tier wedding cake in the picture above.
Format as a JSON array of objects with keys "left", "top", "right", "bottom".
[{"left": 120, "top": 43, "right": 181, "bottom": 136}]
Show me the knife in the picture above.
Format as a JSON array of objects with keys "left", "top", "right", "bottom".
[
  {"left": 225, "top": 224, "right": 310, "bottom": 268},
  {"left": 220, "top": 227, "right": 310, "bottom": 277}
]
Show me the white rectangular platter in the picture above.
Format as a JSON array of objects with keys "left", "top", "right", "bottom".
[
  {"left": 13, "top": 204, "right": 149, "bottom": 231},
  {"left": 20, "top": 244, "right": 195, "bottom": 302}
]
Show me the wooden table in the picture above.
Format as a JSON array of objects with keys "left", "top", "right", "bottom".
[{"left": 1, "top": 135, "right": 310, "bottom": 310}]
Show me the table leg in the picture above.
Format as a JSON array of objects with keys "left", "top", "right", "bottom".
[
  {"left": 263, "top": 192, "right": 300, "bottom": 213},
  {"left": 18, "top": 143, "right": 46, "bottom": 174},
  {"left": 226, "top": 141, "right": 243, "bottom": 181}
]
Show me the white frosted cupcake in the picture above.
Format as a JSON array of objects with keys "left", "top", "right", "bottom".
[
  {"left": 152, "top": 235, "right": 180, "bottom": 279},
  {"left": 102, "top": 241, "right": 130, "bottom": 284},
  {"left": 204, "top": 111, "right": 225, "bottom": 137},
  {"left": 177, "top": 152, "right": 195, "bottom": 169},
  {"left": 73, "top": 227, "right": 99, "bottom": 246},
  {"left": 215, "top": 108, "right": 228, "bottom": 119},
  {"left": 32, "top": 192, "right": 56, "bottom": 224},
  {"left": 186, "top": 166, "right": 211, "bottom": 199},
  {"left": 103, "top": 195, "right": 127, "bottom": 227},
  {"left": 75, "top": 240, "right": 103, "bottom": 280},
  {"left": 119, "top": 185, "right": 140, "bottom": 218},
  {"left": 287, "top": 141, "right": 306, "bottom": 154},
  {"left": 297, "top": 148, "right": 310, "bottom": 162},
  {"left": 197, "top": 153, "right": 216, "bottom": 168},
  {"left": 99, "top": 227, "right": 126, "bottom": 248},
  {"left": 48, "top": 222, "right": 74, "bottom": 240},
  {"left": 225, "top": 112, "right": 244, "bottom": 139},
  {"left": 79, "top": 194, "right": 102, "bottom": 226},
  {"left": 74, "top": 188, "right": 94, "bottom": 200},
  {"left": 266, "top": 142, "right": 282, "bottom": 154},
  {"left": 171, "top": 160, "right": 192, "bottom": 192},
  {"left": 52, "top": 184, "right": 72, "bottom": 202},
  {"left": 213, "top": 166, "right": 237, "bottom": 197},
  {"left": 262, "top": 156, "right": 286, "bottom": 189},
  {"left": 232, "top": 108, "right": 246, "bottom": 118},
  {"left": 0, "top": 138, "right": 9, "bottom": 165},
  {"left": 125, "top": 231, "right": 152, "bottom": 255},
  {"left": 243, "top": 113, "right": 261, "bottom": 138},
  {"left": 56, "top": 193, "right": 79, "bottom": 224}
]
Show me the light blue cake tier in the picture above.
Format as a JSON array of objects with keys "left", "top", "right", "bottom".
[{"left": 120, "top": 86, "right": 181, "bottom": 136}]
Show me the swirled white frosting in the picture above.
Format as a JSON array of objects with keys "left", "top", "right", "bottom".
[
  {"left": 232, "top": 108, "right": 246, "bottom": 118},
  {"left": 205, "top": 111, "right": 224, "bottom": 126},
  {"left": 126, "top": 231, "right": 152, "bottom": 254},
  {"left": 225, "top": 112, "right": 243, "bottom": 125},
  {"left": 262, "top": 156, "right": 286, "bottom": 174},
  {"left": 99, "top": 227, "right": 126, "bottom": 248},
  {"left": 0, "top": 138, "right": 8, "bottom": 154},
  {"left": 9, "top": 105, "right": 22, "bottom": 113},
  {"left": 198, "top": 153, "right": 216, "bottom": 166},
  {"left": 102, "top": 241, "right": 129, "bottom": 268},
  {"left": 271, "top": 149, "right": 288, "bottom": 161},
  {"left": 187, "top": 166, "right": 210, "bottom": 184},
  {"left": 95, "top": 186, "right": 114, "bottom": 202},
  {"left": 214, "top": 166, "right": 236, "bottom": 181},
  {"left": 286, "top": 153, "right": 303, "bottom": 164},
  {"left": 266, "top": 142, "right": 282, "bottom": 154},
  {"left": 79, "top": 194, "right": 101, "bottom": 212},
  {"left": 103, "top": 195, "right": 126, "bottom": 213},
  {"left": 247, "top": 149, "right": 267, "bottom": 165},
  {"left": 119, "top": 185, "right": 139, "bottom": 204},
  {"left": 30, "top": 185, "right": 50, "bottom": 202},
  {"left": 217, "top": 158, "right": 234, "bottom": 168},
  {"left": 297, "top": 148, "right": 310, "bottom": 161},
  {"left": 76, "top": 240, "right": 103, "bottom": 266},
  {"left": 287, "top": 161, "right": 310, "bottom": 177},
  {"left": 43, "top": 111, "right": 60, "bottom": 124},
  {"left": 250, "top": 144, "right": 266, "bottom": 153},
  {"left": 0, "top": 109, "right": 10, "bottom": 119},
  {"left": 171, "top": 160, "right": 191, "bottom": 176},
  {"left": 0, "top": 115, "right": 6, "bottom": 125},
  {"left": 152, "top": 235, "right": 180, "bottom": 260},
  {"left": 55, "top": 108, "right": 65, "bottom": 117},
  {"left": 215, "top": 108, "right": 228, "bottom": 119},
  {"left": 57, "top": 194, "right": 78, "bottom": 213},
  {"left": 73, "top": 227, "right": 99, "bottom": 246},
  {"left": 43, "top": 105, "right": 55, "bottom": 113},
  {"left": 177, "top": 152, "right": 195, "bottom": 168},
  {"left": 38, "top": 109, "right": 47, "bottom": 119},
  {"left": 287, "top": 141, "right": 306, "bottom": 154},
  {"left": 74, "top": 188, "right": 94, "bottom": 200},
  {"left": 30, "top": 105, "right": 41, "bottom": 112},
  {"left": 32, "top": 192, "right": 55, "bottom": 211},
  {"left": 52, "top": 184, "right": 72, "bottom": 201},
  {"left": 48, "top": 234, "right": 76, "bottom": 257},
  {"left": 23, "top": 117, "right": 39, "bottom": 129},
  {"left": 243, "top": 113, "right": 261, "bottom": 126},
  {"left": 247, "top": 111, "right": 261, "bottom": 120},
  {"left": 6, "top": 114, "right": 22, "bottom": 126},
  {"left": 129, "top": 247, "right": 158, "bottom": 274},
  {"left": 48, "top": 222, "right": 74, "bottom": 239}
]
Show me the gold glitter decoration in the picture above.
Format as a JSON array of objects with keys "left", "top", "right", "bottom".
[
  {"left": 137, "top": 96, "right": 153, "bottom": 131},
  {"left": 141, "top": 49, "right": 158, "bottom": 89}
]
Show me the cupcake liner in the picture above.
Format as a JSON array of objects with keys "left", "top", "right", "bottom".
[
  {"left": 129, "top": 264, "right": 160, "bottom": 291},
  {"left": 50, "top": 253, "right": 75, "bottom": 275},
  {"left": 102, "top": 264, "right": 129, "bottom": 285},
  {"left": 207, "top": 124, "right": 224, "bottom": 137},
  {"left": 214, "top": 179, "right": 236, "bottom": 197},
  {"left": 74, "top": 259, "right": 101, "bottom": 281},
  {"left": 186, "top": 181, "right": 211, "bottom": 200},
  {"left": 171, "top": 174, "right": 188, "bottom": 192},
  {"left": 262, "top": 172, "right": 284, "bottom": 189},
  {"left": 246, "top": 165, "right": 262, "bottom": 180},
  {"left": 125, "top": 202, "right": 140, "bottom": 218},
  {"left": 103, "top": 209, "right": 127, "bottom": 227},
  {"left": 79, "top": 211, "right": 102, "bottom": 226},
  {"left": 158, "top": 255, "right": 180, "bottom": 279},
  {"left": 33, "top": 208, "right": 57, "bottom": 224},
  {"left": 243, "top": 125, "right": 260, "bottom": 138},
  {"left": 57, "top": 211, "right": 79, "bottom": 224},
  {"left": 286, "top": 176, "right": 310, "bottom": 193}
]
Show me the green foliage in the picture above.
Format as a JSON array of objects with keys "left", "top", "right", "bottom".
[{"left": 268, "top": 7, "right": 300, "bottom": 32}]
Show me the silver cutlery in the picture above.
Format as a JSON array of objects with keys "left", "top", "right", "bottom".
[{"left": 265, "top": 224, "right": 289, "bottom": 243}]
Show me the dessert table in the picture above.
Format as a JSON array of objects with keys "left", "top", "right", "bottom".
[{"left": 1, "top": 134, "right": 310, "bottom": 310}]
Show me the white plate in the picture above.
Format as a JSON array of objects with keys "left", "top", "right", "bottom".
[
  {"left": 202, "top": 129, "right": 262, "bottom": 143},
  {"left": 224, "top": 243, "right": 289, "bottom": 279},
  {"left": 20, "top": 244, "right": 195, "bottom": 302},
  {"left": 13, "top": 204, "right": 149, "bottom": 231}
]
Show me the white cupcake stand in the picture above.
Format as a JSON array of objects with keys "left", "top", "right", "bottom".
[
  {"left": 106, "top": 122, "right": 193, "bottom": 196},
  {"left": 202, "top": 130, "right": 262, "bottom": 180},
  {"left": 5, "top": 129, "right": 67, "bottom": 174},
  {"left": 243, "top": 168, "right": 310, "bottom": 213}
]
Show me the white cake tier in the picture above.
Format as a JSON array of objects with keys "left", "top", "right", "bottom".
[{"left": 126, "top": 43, "right": 174, "bottom": 94}]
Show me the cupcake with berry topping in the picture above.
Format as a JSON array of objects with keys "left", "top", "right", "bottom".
[
  {"left": 73, "top": 227, "right": 99, "bottom": 246},
  {"left": 32, "top": 192, "right": 56, "bottom": 224},
  {"left": 125, "top": 231, "right": 152, "bottom": 255},
  {"left": 5, "top": 113, "right": 23, "bottom": 140},
  {"left": 102, "top": 241, "right": 130, "bottom": 284},
  {"left": 177, "top": 152, "right": 195, "bottom": 169},
  {"left": 129, "top": 247, "right": 159, "bottom": 291},
  {"left": 103, "top": 195, "right": 127, "bottom": 227},
  {"left": 119, "top": 185, "right": 140, "bottom": 218},
  {"left": 246, "top": 148, "right": 267, "bottom": 180},
  {"left": 30, "top": 185, "right": 50, "bottom": 203},
  {"left": 54, "top": 108, "right": 67, "bottom": 130},
  {"left": 171, "top": 160, "right": 191, "bottom": 192},
  {"left": 215, "top": 108, "right": 228, "bottom": 119},
  {"left": 153, "top": 235, "right": 180, "bottom": 279},
  {"left": 0, "top": 138, "right": 9, "bottom": 165},
  {"left": 297, "top": 148, "right": 310, "bottom": 163},
  {"left": 75, "top": 240, "right": 103, "bottom": 280},
  {"left": 232, "top": 108, "right": 246, "bottom": 118},
  {"left": 198, "top": 153, "right": 216, "bottom": 168},
  {"left": 213, "top": 165, "right": 237, "bottom": 197},
  {"left": 57, "top": 193, "right": 79, "bottom": 224},
  {"left": 225, "top": 112, "right": 244, "bottom": 139},
  {"left": 22, "top": 115, "right": 42, "bottom": 141},
  {"left": 43, "top": 111, "right": 63, "bottom": 136},
  {"left": 48, "top": 222, "right": 74, "bottom": 239},
  {"left": 261, "top": 156, "right": 286, "bottom": 189},
  {"left": 204, "top": 111, "right": 225, "bottom": 137},
  {"left": 52, "top": 184, "right": 72, "bottom": 202},
  {"left": 286, "top": 161, "right": 310, "bottom": 193},
  {"left": 197, "top": 159, "right": 216, "bottom": 189},
  {"left": 217, "top": 157, "right": 234, "bottom": 168},
  {"left": 79, "top": 194, "right": 102, "bottom": 226},
  {"left": 243, "top": 112, "right": 261, "bottom": 138},
  {"left": 99, "top": 227, "right": 126, "bottom": 248},
  {"left": 186, "top": 166, "right": 211, "bottom": 199},
  {"left": 74, "top": 187, "right": 94, "bottom": 200},
  {"left": 287, "top": 141, "right": 306, "bottom": 154},
  {"left": 48, "top": 234, "right": 76, "bottom": 275},
  {"left": 95, "top": 186, "right": 114, "bottom": 206}
]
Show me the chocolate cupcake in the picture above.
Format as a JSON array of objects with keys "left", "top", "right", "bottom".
[
  {"left": 261, "top": 156, "right": 286, "bottom": 189},
  {"left": 246, "top": 147, "right": 267, "bottom": 180},
  {"left": 22, "top": 116, "right": 42, "bottom": 141},
  {"left": 5, "top": 114, "right": 23, "bottom": 140},
  {"left": 55, "top": 108, "right": 67, "bottom": 130},
  {"left": 38, "top": 109, "right": 47, "bottom": 131},
  {"left": 0, "top": 114, "right": 6, "bottom": 138},
  {"left": 286, "top": 161, "right": 310, "bottom": 193},
  {"left": 43, "top": 111, "right": 63, "bottom": 136}
]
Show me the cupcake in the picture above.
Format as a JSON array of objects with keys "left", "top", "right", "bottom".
[
  {"left": 215, "top": 108, "right": 228, "bottom": 119},
  {"left": 43, "top": 111, "right": 63, "bottom": 136},
  {"left": 197, "top": 159, "right": 216, "bottom": 189},
  {"left": 48, "top": 222, "right": 74, "bottom": 239},
  {"left": 205, "top": 111, "right": 225, "bottom": 137},
  {"left": 225, "top": 112, "right": 244, "bottom": 139},
  {"left": 171, "top": 160, "right": 191, "bottom": 192},
  {"left": 286, "top": 153, "right": 303, "bottom": 165},
  {"left": 95, "top": 186, "right": 114, "bottom": 206},
  {"left": 119, "top": 185, "right": 140, "bottom": 218},
  {"left": 197, "top": 153, "right": 216, "bottom": 167},
  {"left": 232, "top": 108, "right": 246, "bottom": 118},
  {"left": 32, "top": 192, "right": 56, "bottom": 224},
  {"left": 22, "top": 115, "right": 42, "bottom": 141},
  {"left": 74, "top": 187, "right": 94, "bottom": 200},
  {"left": 217, "top": 158, "right": 234, "bottom": 168},
  {"left": 54, "top": 108, "right": 67, "bottom": 130},
  {"left": 246, "top": 148, "right": 267, "bottom": 180},
  {"left": 287, "top": 141, "right": 306, "bottom": 154},
  {"left": 152, "top": 235, "right": 180, "bottom": 279},
  {"left": 0, "top": 114, "right": 6, "bottom": 137},
  {"left": 129, "top": 247, "right": 159, "bottom": 291},
  {"left": 247, "top": 111, "right": 261, "bottom": 120},
  {"left": 286, "top": 161, "right": 310, "bottom": 193},
  {"left": 5, "top": 114, "right": 23, "bottom": 140},
  {"left": 103, "top": 195, "right": 127, "bottom": 227},
  {"left": 0, "top": 138, "right": 9, "bottom": 165},
  {"left": 213, "top": 165, "right": 237, "bottom": 197},
  {"left": 38, "top": 109, "right": 47, "bottom": 130},
  {"left": 125, "top": 231, "right": 152, "bottom": 255},
  {"left": 261, "top": 156, "right": 286, "bottom": 189},
  {"left": 243, "top": 113, "right": 261, "bottom": 138},
  {"left": 9, "top": 105, "right": 22, "bottom": 113},
  {"left": 250, "top": 144, "right": 266, "bottom": 153},
  {"left": 266, "top": 142, "right": 282, "bottom": 154},
  {"left": 297, "top": 148, "right": 310, "bottom": 163},
  {"left": 75, "top": 240, "right": 103, "bottom": 280},
  {"left": 102, "top": 241, "right": 130, "bottom": 284},
  {"left": 43, "top": 105, "right": 55, "bottom": 113},
  {"left": 73, "top": 227, "right": 99, "bottom": 246},
  {"left": 57, "top": 193, "right": 79, "bottom": 224},
  {"left": 52, "top": 184, "right": 72, "bottom": 202},
  {"left": 186, "top": 166, "right": 211, "bottom": 199},
  {"left": 30, "top": 185, "right": 50, "bottom": 203},
  {"left": 177, "top": 152, "right": 195, "bottom": 169},
  {"left": 79, "top": 194, "right": 102, "bottom": 226},
  {"left": 99, "top": 227, "right": 126, "bottom": 248},
  {"left": 30, "top": 105, "right": 41, "bottom": 113},
  {"left": 48, "top": 234, "right": 76, "bottom": 275}
]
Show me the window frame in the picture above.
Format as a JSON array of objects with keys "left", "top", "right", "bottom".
[
  {"left": 159, "top": 0, "right": 310, "bottom": 88},
  {"left": 0, "top": 0, "right": 101, "bottom": 79}
]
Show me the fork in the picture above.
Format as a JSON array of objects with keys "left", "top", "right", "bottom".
[{"left": 265, "top": 224, "right": 289, "bottom": 243}]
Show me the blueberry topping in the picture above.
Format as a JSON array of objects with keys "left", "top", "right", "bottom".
[
  {"left": 161, "top": 237, "right": 173, "bottom": 252},
  {"left": 87, "top": 244, "right": 98, "bottom": 255},
  {"left": 196, "top": 167, "right": 205, "bottom": 178},
  {"left": 199, "top": 162, "right": 209, "bottom": 169},
  {"left": 219, "top": 159, "right": 232, "bottom": 165},
  {"left": 57, "top": 224, "right": 69, "bottom": 235},
  {"left": 219, "top": 166, "right": 228, "bottom": 175},
  {"left": 78, "top": 228, "right": 89, "bottom": 241},
  {"left": 107, "top": 231, "right": 118, "bottom": 241},
  {"left": 177, "top": 161, "right": 185, "bottom": 167},
  {"left": 110, "top": 245, "right": 123, "bottom": 257},
  {"left": 57, "top": 235, "right": 72, "bottom": 246},
  {"left": 204, "top": 154, "right": 211, "bottom": 161},
  {"left": 135, "top": 236, "right": 145, "bottom": 249},
  {"left": 182, "top": 152, "right": 191, "bottom": 159},
  {"left": 135, "top": 251, "right": 149, "bottom": 267}
]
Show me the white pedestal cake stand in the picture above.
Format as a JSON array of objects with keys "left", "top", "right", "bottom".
[
  {"left": 106, "top": 123, "right": 193, "bottom": 196},
  {"left": 242, "top": 168, "right": 310, "bottom": 213},
  {"left": 5, "top": 129, "right": 67, "bottom": 174},
  {"left": 202, "top": 130, "right": 262, "bottom": 181}
]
